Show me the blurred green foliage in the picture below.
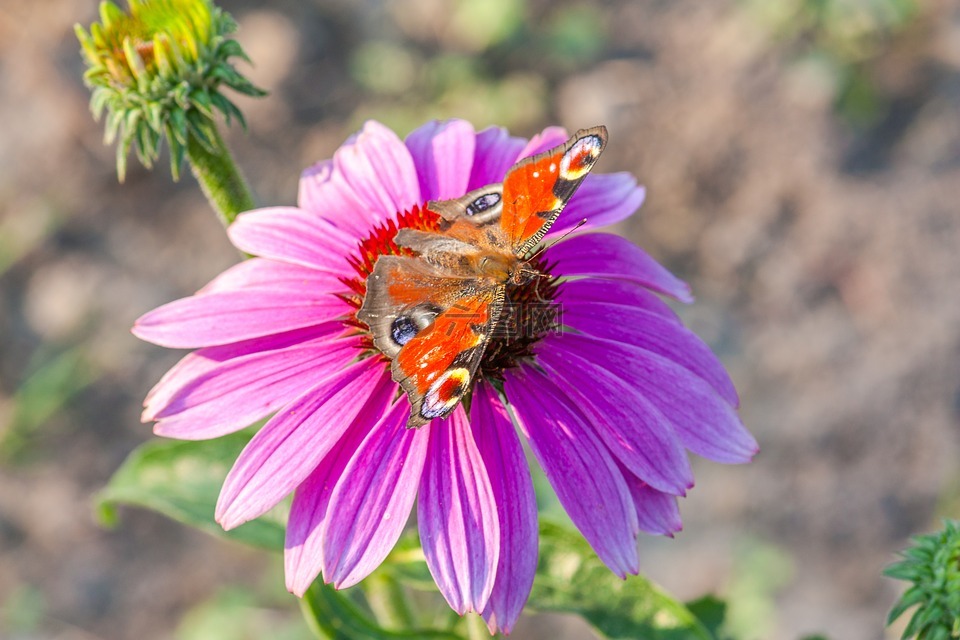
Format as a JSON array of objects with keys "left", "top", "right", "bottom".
[
  {"left": 722, "top": 540, "right": 794, "bottom": 640},
  {"left": 1, "top": 346, "right": 95, "bottom": 461},
  {"left": 347, "top": 0, "right": 613, "bottom": 135},
  {"left": 177, "top": 586, "right": 313, "bottom": 640},
  {"left": 740, "top": 0, "right": 920, "bottom": 124},
  {"left": 0, "top": 585, "right": 46, "bottom": 635}
]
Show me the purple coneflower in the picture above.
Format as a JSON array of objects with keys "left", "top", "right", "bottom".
[{"left": 133, "top": 119, "right": 757, "bottom": 633}]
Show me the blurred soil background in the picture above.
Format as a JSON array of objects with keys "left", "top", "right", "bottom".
[{"left": 2, "top": 0, "right": 960, "bottom": 638}]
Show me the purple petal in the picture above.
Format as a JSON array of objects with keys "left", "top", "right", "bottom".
[
  {"left": 150, "top": 335, "right": 361, "bottom": 441},
  {"left": 543, "top": 333, "right": 758, "bottom": 464},
  {"left": 467, "top": 126, "right": 526, "bottom": 190},
  {"left": 518, "top": 126, "right": 568, "bottom": 158},
  {"left": 322, "top": 400, "right": 430, "bottom": 588},
  {"left": 560, "top": 299, "right": 739, "bottom": 406},
  {"left": 618, "top": 464, "right": 683, "bottom": 537},
  {"left": 133, "top": 289, "right": 351, "bottom": 349},
  {"left": 545, "top": 233, "right": 693, "bottom": 303},
  {"left": 505, "top": 365, "right": 639, "bottom": 576},
  {"left": 198, "top": 258, "right": 343, "bottom": 295},
  {"left": 228, "top": 207, "right": 356, "bottom": 275},
  {"left": 284, "top": 372, "right": 396, "bottom": 595},
  {"left": 298, "top": 159, "right": 385, "bottom": 237},
  {"left": 472, "top": 382, "right": 537, "bottom": 635},
  {"left": 556, "top": 278, "right": 681, "bottom": 322},
  {"left": 333, "top": 121, "right": 421, "bottom": 220},
  {"left": 548, "top": 173, "right": 646, "bottom": 237},
  {"left": 143, "top": 325, "right": 341, "bottom": 417},
  {"left": 419, "top": 407, "right": 500, "bottom": 615},
  {"left": 405, "top": 120, "right": 476, "bottom": 202},
  {"left": 215, "top": 359, "right": 384, "bottom": 529},
  {"left": 538, "top": 343, "right": 694, "bottom": 495}
]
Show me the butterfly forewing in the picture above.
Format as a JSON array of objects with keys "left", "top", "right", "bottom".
[{"left": 501, "top": 126, "right": 608, "bottom": 255}]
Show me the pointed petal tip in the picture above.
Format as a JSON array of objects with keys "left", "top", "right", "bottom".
[
  {"left": 285, "top": 571, "right": 311, "bottom": 598},
  {"left": 215, "top": 498, "right": 248, "bottom": 532}
]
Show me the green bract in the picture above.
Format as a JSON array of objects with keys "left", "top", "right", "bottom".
[
  {"left": 885, "top": 520, "right": 960, "bottom": 640},
  {"left": 75, "top": 0, "right": 266, "bottom": 180}
]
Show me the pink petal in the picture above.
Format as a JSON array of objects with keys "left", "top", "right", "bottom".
[
  {"left": 547, "top": 333, "right": 758, "bottom": 464},
  {"left": 132, "top": 289, "right": 351, "bottom": 349},
  {"left": 538, "top": 341, "right": 694, "bottom": 496},
  {"left": 518, "top": 126, "right": 568, "bottom": 158},
  {"left": 419, "top": 407, "right": 500, "bottom": 615},
  {"left": 322, "top": 400, "right": 430, "bottom": 588},
  {"left": 556, "top": 278, "right": 681, "bottom": 322},
  {"left": 505, "top": 365, "right": 640, "bottom": 576},
  {"left": 405, "top": 120, "right": 476, "bottom": 201},
  {"left": 215, "top": 359, "right": 385, "bottom": 529},
  {"left": 545, "top": 233, "right": 694, "bottom": 303},
  {"left": 473, "top": 382, "right": 537, "bottom": 635},
  {"left": 467, "top": 126, "right": 526, "bottom": 191},
  {"left": 284, "top": 371, "right": 396, "bottom": 595},
  {"left": 560, "top": 299, "right": 739, "bottom": 406},
  {"left": 151, "top": 335, "right": 361, "bottom": 441},
  {"left": 333, "top": 121, "right": 421, "bottom": 220},
  {"left": 298, "top": 160, "right": 384, "bottom": 237},
  {"left": 548, "top": 173, "right": 646, "bottom": 237},
  {"left": 143, "top": 325, "right": 340, "bottom": 416},
  {"left": 198, "top": 258, "right": 343, "bottom": 295},
  {"left": 228, "top": 207, "right": 356, "bottom": 275}
]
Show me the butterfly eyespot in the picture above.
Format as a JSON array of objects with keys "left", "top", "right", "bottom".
[
  {"left": 420, "top": 368, "right": 470, "bottom": 420},
  {"left": 559, "top": 135, "right": 604, "bottom": 181},
  {"left": 466, "top": 193, "right": 501, "bottom": 216},
  {"left": 390, "top": 303, "right": 441, "bottom": 347},
  {"left": 390, "top": 316, "right": 418, "bottom": 346}
]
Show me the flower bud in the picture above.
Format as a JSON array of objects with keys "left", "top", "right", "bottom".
[{"left": 76, "top": 0, "right": 266, "bottom": 181}]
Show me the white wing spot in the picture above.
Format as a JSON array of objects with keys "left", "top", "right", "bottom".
[
  {"left": 532, "top": 171, "right": 540, "bottom": 178},
  {"left": 549, "top": 163, "right": 557, "bottom": 172}
]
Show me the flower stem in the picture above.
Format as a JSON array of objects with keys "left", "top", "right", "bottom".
[
  {"left": 465, "top": 613, "right": 488, "bottom": 640},
  {"left": 363, "top": 573, "right": 416, "bottom": 630},
  {"left": 186, "top": 125, "right": 256, "bottom": 226}
]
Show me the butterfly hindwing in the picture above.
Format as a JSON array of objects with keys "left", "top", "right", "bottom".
[
  {"left": 428, "top": 184, "right": 504, "bottom": 228},
  {"left": 501, "top": 126, "right": 608, "bottom": 255},
  {"left": 358, "top": 255, "right": 467, "bottom": 360},
  {"left": 393, "top": 288, "right": 503, "bottom": 427}
]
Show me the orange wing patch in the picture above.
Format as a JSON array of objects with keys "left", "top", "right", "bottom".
[
  {"left": 500, "top": 126, "right": 607, "bottom": 254},
  {"left": 393, "top": 291, "right": 501, "bottom": 427}
]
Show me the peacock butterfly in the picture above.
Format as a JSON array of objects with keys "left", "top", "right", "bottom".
[{"left": 358, "top": 126, "right": 608, "bottom": 427}]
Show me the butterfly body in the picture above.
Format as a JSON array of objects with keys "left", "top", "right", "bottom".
[{"left": 358, "top": 126, "right": 608, "bottom": 427}]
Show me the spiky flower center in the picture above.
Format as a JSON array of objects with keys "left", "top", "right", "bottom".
[{"left": 340, "top": 206, "right": 560, "bottom": 379}]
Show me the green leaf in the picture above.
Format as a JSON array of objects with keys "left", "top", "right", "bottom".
[
  {"left": 300, "top": 581, "right": 463, "bottom": 640},
  {"left": 95, "top": 430, "right": 285, "bottom": 550},
  {"left": 528, "top": 521, "right": 715, "bottom": 640},
  {"left": 685, "top": 595, "right": 728, "bottom": 639}
]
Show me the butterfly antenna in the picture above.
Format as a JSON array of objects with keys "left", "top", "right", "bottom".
[{"left": 530, "top": 218, "right": 588, "bottom": 261}]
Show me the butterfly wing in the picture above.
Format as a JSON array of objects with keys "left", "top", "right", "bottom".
[
  {"left": 428, "top": 184, "right": 504, "bottom": 228},
  {"left": 501, "top": 126, "right": 608, "bottom": 255},
  {"left": 358, "top": 255, "right": 503, "bottom": 427},
  {"left": 394, "top": 287, "right": 503, "bottom": 427},
  {"left": 358, "top": 255, "right": 466, "bottom": 361}
]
